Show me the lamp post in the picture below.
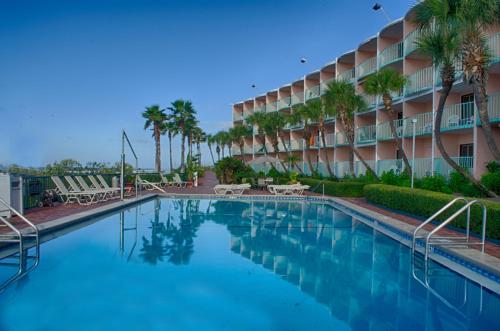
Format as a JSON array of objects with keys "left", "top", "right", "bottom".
[
  {"left": 372, "top": 3, "right": 391, "bottom": 22},
  {"left": 411, "top": 118, "right": 417, "bottom": 188}
]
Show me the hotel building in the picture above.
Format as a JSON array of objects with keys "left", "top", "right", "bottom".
[{"left": 231, "top": 8, "right": 500, "bottom": 179}]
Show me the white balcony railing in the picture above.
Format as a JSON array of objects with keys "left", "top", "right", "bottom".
[
  {"left": 305, "top": 84, "right": 321, "bottom": 101},
  {"left": 356, "top": 56, "right": 377, "bottom": 79},
  {"left": 487, "top": 92, "right": 500, "bottom": 123},
  {"left": 435, "top": 157, "right": 473, "bottom": 178},
  {"left": 376, "top": 119, "right": 405, "bottom": 141},
  {"left": 290, "top": 140, "right": 304, "bottom": 151},
  {"left": 404, "top": 29, "right": 423, "bottom": 56},
  {"left": 254, "top": 105, "right": 265, "bottom": 113},
  {"left": 360, "top": 93, "right": 378, "bottom": 111},
  {"left": 338, "top": 68, "right": 356, "bottom": 83},
  {"left": 291, "top": 92, "right": 304, "bottom": 106},
  {"left": 233, "top": 112, "right": 244, "bottom": 121},
  {"left": 379, "top": 41, "right": 404, "bottom": 67},
  {"left": 277, "top": 97, "right": 291, "bottom": 110},
  {"left": 335, "top": 132, "right": 349, "bottom": 146},
  {"left": 489, "top": 32, "right": 500, "bottom": 64},
  {"left": 335, "top": 161, "right": 353, "bottom": 178},
  {"left": 405, "top": 66, "right": 433, "bottom": 97},
  {"left": 266, "top": 102, "right": 277, "bottom": 112},
  {"left": 441, "top": 101, "right": 474, "bottom": 131},
  {"left": 355, "top": 125, "right": 377, "bottom": 145},
  {"left": 404, "top": 111, "right": 433, "bottom": 137},
  {"left": 320, "top": 78, "right": 335, "bottom": 95}
]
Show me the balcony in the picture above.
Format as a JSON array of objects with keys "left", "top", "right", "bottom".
[
  {"left": 277, "top": 97, "right": 291, "bottom": 110},
  {"left": 489, "top": 32, "right": 499, "bottom": 64},
  {"left": 243, "top": 146, "right": 253, "bottom": 154},
  {"left": 266, "top": 102, "right": 277, "bottom": 112},
  {"left": 404, "top": 29, "right": 423, "bottom": 56},
  {"left": 254, "top": 105, "right": 265, "bottom": 113},
  {"left": 404, "top": 111, "right": 433, "bottom": 137},
  {"left": 232, "top": 147, "right": 241, "bottom": 156},
  {"left": 354, "top": 160, "right": 375, "bottom": 177},
  {"left": 405, "top": 66, "right": 433, "bottom": 97},
  {"left": 335, "top": 132, "right": 349, "bottom": 147},
  {"left": 265, "top": 143, "right": 274, "bottom": 152},
  {"left": 379, "top": 41, "right": 403, "bottom": 67},
  {"left": 441, "top": 101, "right": 474, "bottom": 131},
  {"left": 278, "top": 141, "right": 290, "bottom": 151},
  {"left": 435, "top": 157, "right": 473, "bottom": 178},
  {"left": 233, "top": 112, "right": 244, "bottom": 121},
  {"left": 305, "top": 84, "right": 321, "bottom": 101},
  {"left": 291, "top": 92, "right": 304, "bottom": 106},
  {"left": 289, "top": 122, "right": 304, "bottom": 130},
  {"left": 320, "top": 78, "right": 335, "bottom": 95},
  {"left": 377, "top": 118, "right": 405, "bottom": 141},
  {"left": 356, "top": 56, "right": 377, "bottom": 79},
  {"left": 290, "top": 140, "right": 304, "bottom": 151},
  {"left": 324, "top": 133, "right": 335, "bottom": 147},
  {"left": 335, "top": 161, "right": 352, "bottom": 178},
  {"left": 337, "top": 68, "right": 356, "bottom": 84},
  {"left": 486, "top": 92, "right": 500, "bottom": 123},
  {"left": 359, "top": 93, "right": 378, "bottom": 113},
  {"left": 435, "top": 59, "right": 463, "bottom": 86},
  {"left": 355, "top": 125, "right": 377, "bottom": 145},
  {"left": 254, "top": 144, "right": 265, "bottom": 154},
  {"left": 377, "top": 159, "right": 404, "bottom": 176}
]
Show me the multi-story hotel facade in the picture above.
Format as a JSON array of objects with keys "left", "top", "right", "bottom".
[{"left": 231, "top": 7, "right": 500, "bottom": 179}]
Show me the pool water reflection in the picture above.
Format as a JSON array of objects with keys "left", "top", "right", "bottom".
[{"left": 0, "top": 198, "right": 498, "bottom": 331}]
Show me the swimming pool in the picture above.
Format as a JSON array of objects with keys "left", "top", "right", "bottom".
[{"left": 0, "top": 197, "right": 498, "bottom": 330}]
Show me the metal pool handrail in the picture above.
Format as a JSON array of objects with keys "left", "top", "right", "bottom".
[
  {"left": 412, "top": 197, "right": 468, "bottom": 254},
  {"left": 121, "top": 130, "right": 139, "bottom": 200}
]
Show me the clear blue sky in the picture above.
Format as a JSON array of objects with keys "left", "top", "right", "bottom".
[{"left": 0, "top": 0, "right": 412, "bottom": 169}]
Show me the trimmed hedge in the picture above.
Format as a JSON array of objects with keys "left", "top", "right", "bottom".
[
  {"left": 300, "top": 178, "right": 365, "bottom": 197},
  {"left": 364, "top": 184, "right": 500, "bottom": 240}
]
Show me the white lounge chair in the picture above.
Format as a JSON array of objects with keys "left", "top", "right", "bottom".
[
  {"left": 137, "top": 175, "right": 166, "bottom": 193},
  {"left": 160, "top": 173, "right": 174, "bottom": 187},
  {"left": 268, "top": 184, "right": 310, "bottom": 196},
  {"left": 64, "top": 176, "right": 105, "bottom": 203},
  {"left": 173, "top": 173, "right": 188, "bottom": 188},
  {"left": 213, "top": 183, "right": 251, "bottom": 195},
  {"left": 75, "top": 176, "right": 114, "bottom": 200},
  {"left": 93, "top": 175, "right": 124, "bottom": 196},
  {"left": 51, "top": 176, "right": 96, "bottom": 205}
]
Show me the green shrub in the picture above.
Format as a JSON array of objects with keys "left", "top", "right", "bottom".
[
  {"left": 418, "top": 175, "right": 452, "bottom": 194},
  {"left": 380, "top": 170, "right": 410, "bottom": 187},
  {"left": 215, "top": 157, "right": 254, "bottom": 184},
  {"left": 448, "top": 171, "right": 484, "bottom": 197},
  {"left": 481, "top": 172, "right": 500, "bottom": 195},
  {"left": 300, "top": 178, "right": 365, "bottom": 197},
  {"left": 364, "top": 184, "right": 500, "bottom": 239},
  {"left": 486, "top": 161, "right": 500, "bottom": 173}
]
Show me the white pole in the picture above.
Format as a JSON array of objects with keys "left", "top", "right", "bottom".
[
  {"left": 411, "top": 118, "right": 417, "bottom": 188},
  {"left": 120, "top": 130, "right": 125, "bottom": 200}
]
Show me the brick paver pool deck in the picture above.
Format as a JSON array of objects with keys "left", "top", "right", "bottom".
[{"left": 4, "top": 171, "right": 499, "bottom": 259}]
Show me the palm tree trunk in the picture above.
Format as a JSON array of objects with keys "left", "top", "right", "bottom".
[
  {"left": 239, "top": 142, "right": 245, "bottom": 162},
  {"left": 180, "top": 132, "right": 186, "bottom": 171},
  {"left": 154, "top": 125, "right": 161, "bottom": 172},
  {"left": 272, "top": 139, "right": 288, "bottom": 172},
  {"left": 319, "top": 122, "right": 336, "bottom": 179},
  {"left": 208, "top": 143, "right": 216, "bottom": 165},
  {"left": 216, "top": 145, "right": 221, "bottom": 161},
  {"left": 279, "top": 134, "right": 303, "bottom": 174},
  {"left": 340, "top": 115, "right": 378, "bottom": 180},
  {"left": 471, "top": 80, "right": 500, "bottom": 161},
  {"left": 228, "top": 144, "right": 232, "bottom": 157},
  {"left": 303, "top": 130, "right": 314, "bottom": 176},
  {"left": 383, "top": 95, "right": 412, "bottom": 175},
  {"left": 435, "top": 67, "right": 497, "bottom": 197},
  {"left": 168, "top": 132, "right": 173, "bottom": 172}
]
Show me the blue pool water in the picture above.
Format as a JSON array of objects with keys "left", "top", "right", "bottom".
[{"left": 0, "top": 198, "right": 499, "bottom": 331}]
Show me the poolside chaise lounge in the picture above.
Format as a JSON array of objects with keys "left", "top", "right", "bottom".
[
  {"left": 75, "top": 176, "right": 116, "bottom": 200},
  {"left": 172, "top": 173, "right": 188, "bottom": 188},
  {"left": 51, "top": 176, "right": 98, "bottom": 205},
  {"left": 137, "top": 175, "right": 167, "bottom": 192},
  {"left": 93, "top": 175, "right": 123, "bottom": 196},
  {"left": 267, "top": 184, "right": 310, "bottom": 196},
  {"left": 213, "top": 183, "right": 251, "bottom": 195},
  {"left": 160, "top": 173, "right": 174, "bottom": 187},
  {"left": 64, "top": 176, "right": 106, "bottom": 203}
]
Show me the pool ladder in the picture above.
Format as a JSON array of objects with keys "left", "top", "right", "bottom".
[
  {"left": 0, "top": 198, "right": 40, "bottom": 292},
  {"left": 411, "top": 197, "right": 487, "bottom": 262}
]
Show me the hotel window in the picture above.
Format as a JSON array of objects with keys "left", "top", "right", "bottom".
[{"left": 459, "top": 143, "right": 473, "bottom": 158}]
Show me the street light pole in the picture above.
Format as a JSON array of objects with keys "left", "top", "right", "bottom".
[{"left": 411, "top": 118, "right": 417, "bottom": 188}]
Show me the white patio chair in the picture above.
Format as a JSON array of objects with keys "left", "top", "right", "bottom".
[
  {"left": 51, "top": 176, "right": 96, "bottom": 205},
  {"left": 64, "top": 176, "right": 105, "bottom": 203}
]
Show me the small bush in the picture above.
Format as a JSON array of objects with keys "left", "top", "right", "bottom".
[
  {"left": 364, "top": 184, "right": 500, "bottom": 239},
  {"left": 300, "top": 178, "right": 365, "bottom": 197},
  {"left": 215, "top": 157, "right": 254, "bottom": 184},
  {"left": 486, "top": 161, "right": 500, "bottom": 173},
  {"left": 381, "top": 170, "right": 410, "bottom": 187},
  {"left": 418, "top": 175, "right": 452, "bottom": 194},
  {"left": 481, "top": 172, "right": 500, "bottom": 195},
  {"left": 449, "top": 171, "right": 484, "bottom": 197}
]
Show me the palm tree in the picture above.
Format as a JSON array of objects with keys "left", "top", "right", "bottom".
[
  {"left": 364, "top": 68, "right": 411, "bottom": 175},
  {"left": 414, "top": 0, "right": 496, "bottom": 197},
  {"left": 213, "top": 131, "right": 222, "bottom": 161},
  {"left": 273, "top": 111, "right": 304, "bottom": 174},
  {"left": 142, "top": 105, "right": 167, "bottom": 172},
  {"left": 322, "top": 80, "right": 379, "bottom": 179},
  {"left": 289, "top": 103, "right": 317, "bottom": 175},
  {"left": 306, "top": 98, "right": 336, "bottom": 178},
  {"left": 191, "top": 126, "right": 206, "bottom": 163},
  {"left": 246, "top": 112, "right": 268, "bottom": 154},
  {"left": 261, "top": 112, "right": 289, "bottom": 171},
  {"left": 168, "top": 99, "right": 197, "bottom": 172},
  {"left": 459, "top": 0, "right": 500, "bottom": 161},
  {"left": 228, "top": 124, "right": 252, "bottom": 161},
  {"left": 160, "top": 114, "right": 178, "bottom": 172},
  {"left": 206, "top": 134, "right": 216, "bottom": 165}
]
